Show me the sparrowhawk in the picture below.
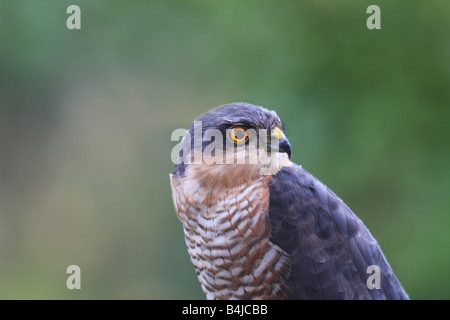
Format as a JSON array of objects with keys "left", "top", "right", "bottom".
[{"left": 170, "top": 102, "right": 409, "bottom": 300}]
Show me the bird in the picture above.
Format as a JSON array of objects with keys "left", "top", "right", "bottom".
[{"left": 170, "top": 102, "right": 409, "bottom": 300}]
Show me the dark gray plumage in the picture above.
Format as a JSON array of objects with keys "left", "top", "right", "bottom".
[{"left": 268, "top": 165, "right": 409, "bottom": 299}]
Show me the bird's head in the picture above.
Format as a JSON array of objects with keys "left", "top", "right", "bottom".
[{"left": 172, "top": 102, "right": 292, "bottom": 188}]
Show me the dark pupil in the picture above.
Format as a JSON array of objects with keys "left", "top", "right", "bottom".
[{"left": 234, "top": 129, "right": 246, "bottom": 140}]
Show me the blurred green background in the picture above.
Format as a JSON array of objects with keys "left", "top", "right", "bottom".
[{"left": 0, "top": 0, "right": 449, "bottom": 299}]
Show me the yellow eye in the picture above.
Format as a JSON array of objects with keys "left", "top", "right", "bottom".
[{"left": 229, "top": 126, "right": 248, "bottom": 144}]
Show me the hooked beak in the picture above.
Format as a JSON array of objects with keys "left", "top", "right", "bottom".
[{"left": 269, "top": 127, "right": 291, "bottom": 159}]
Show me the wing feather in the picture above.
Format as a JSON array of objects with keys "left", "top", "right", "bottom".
[{"left": 268, "top": 165, "right": 409, "bottom": 299}]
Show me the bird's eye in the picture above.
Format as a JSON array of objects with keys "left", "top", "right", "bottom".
[{"left": 229, "top": 126, "right": 248, "bottom": 144}]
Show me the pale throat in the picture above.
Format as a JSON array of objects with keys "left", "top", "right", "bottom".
[{"left": 183, "top": 149, "right": 292, "bottom": 191}]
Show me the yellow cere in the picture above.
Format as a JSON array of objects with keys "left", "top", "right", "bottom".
[{"left": 271, "top": 127, "right": 284, "bottom": 140}]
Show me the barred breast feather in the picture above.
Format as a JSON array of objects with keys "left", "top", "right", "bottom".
[{"left": 170, "top": 173, "right": 291, "bottom": 300}]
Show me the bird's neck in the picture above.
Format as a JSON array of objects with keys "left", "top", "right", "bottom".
[{"left": 179, "top": 151, "right": 292, "bottom": 192}]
